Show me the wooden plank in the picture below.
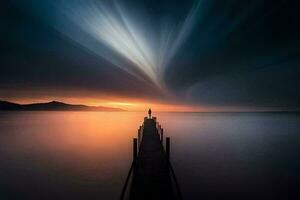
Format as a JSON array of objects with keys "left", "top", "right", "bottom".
[{"left": 129, "top": 118, "right": 175, "bottom": 200}]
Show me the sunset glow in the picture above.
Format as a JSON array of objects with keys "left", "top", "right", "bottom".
[
  {"left": 3, "top": 98, "right": 203, "bottom": 112},
  {"left": 1, "top": 1, "right": 299, "bottom": 199}
]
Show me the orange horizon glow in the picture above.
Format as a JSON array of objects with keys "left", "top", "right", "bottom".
[
  {"left": 2, "top": 96, "right": 209, "bottom": 112},
  {"left": 2, "top": 96, "right": 269, "bottom": 112}
]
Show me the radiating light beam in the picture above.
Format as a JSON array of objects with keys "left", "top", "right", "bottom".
[{"left": 46, "top": 0, "right": 202, "bottom": 90}]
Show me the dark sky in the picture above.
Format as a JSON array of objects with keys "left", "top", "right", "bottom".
[{"left": 1, "top": 0, "right": 300, "bottom": 110}]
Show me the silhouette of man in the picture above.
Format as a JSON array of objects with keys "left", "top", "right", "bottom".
[{"left": 148, "top": 108, "right": 152, "bottom": 119}]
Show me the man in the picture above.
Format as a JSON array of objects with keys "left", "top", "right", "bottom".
[{"left": 148, "top": 108, "right": 152, "bottom": 119}]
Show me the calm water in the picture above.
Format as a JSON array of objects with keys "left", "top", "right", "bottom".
[{"left": 0, "top": 112, "right": 299, "bottom": 199}]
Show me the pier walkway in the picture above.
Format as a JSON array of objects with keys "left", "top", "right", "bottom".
[{"left": 120, "top": 117, "right": 182, "bottom": 200}]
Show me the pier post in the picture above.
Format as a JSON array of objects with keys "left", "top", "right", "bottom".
[
  {"left": 133, "top": 138, "right": 138, "bottom": 161},
  {"left": 166, "top": 137, "right": 170, "bottom": 160},
  {"left": 138, "top": 129, "right": 141, "bottom": 146}
]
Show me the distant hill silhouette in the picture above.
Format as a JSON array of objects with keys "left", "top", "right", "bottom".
[{"left": 0, "top": 100, "right": 125, "bottom": 111}]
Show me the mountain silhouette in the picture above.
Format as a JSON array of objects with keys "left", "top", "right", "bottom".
[{"left": 0, "top": 100, "right": 125, "bottom": 111}]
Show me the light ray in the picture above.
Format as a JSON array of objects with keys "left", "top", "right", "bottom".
[{"left": 38, "top": 0, "right": 203, "bottom": 90}]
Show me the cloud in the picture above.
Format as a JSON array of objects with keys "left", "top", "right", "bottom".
[{"left": 1, "top": 0, "right": 300, "bottom": 109}]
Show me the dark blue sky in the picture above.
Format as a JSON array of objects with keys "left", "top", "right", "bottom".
[{"left": 1, "top": 0, "right": 300, "bottom": 110}]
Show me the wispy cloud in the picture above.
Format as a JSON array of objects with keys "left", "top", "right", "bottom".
[{"left": 49, "top": 0, "right": 202, "bottom": 90}]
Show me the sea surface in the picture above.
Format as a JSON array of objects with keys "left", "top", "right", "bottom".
[{"left": 0, "top": 111, "right": 299, "bottom": 199}]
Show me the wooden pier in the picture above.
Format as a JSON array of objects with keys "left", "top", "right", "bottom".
[{"left": 120, "top": 116, "right": 182, "bottom": 200}]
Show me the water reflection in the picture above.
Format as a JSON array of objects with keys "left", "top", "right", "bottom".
[
  {"left": 0, "top": 112, "right": 300, "bottom": 199},
  {"left": 158, "top": 113, "right": 300, "bottom": 199},
  {"left": 0, "top": 111, "right": 145, "bottom": 200}
]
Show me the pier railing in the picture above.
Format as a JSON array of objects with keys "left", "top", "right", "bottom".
[
  {"left": 156, "top": 121, "right": 183, "bottom": 200},
  {"left": 120, "top": 123, "right": 144, "bottom": 200},
  {"left": 120, "top": 117, "right": 182, "bottom": 200}
]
